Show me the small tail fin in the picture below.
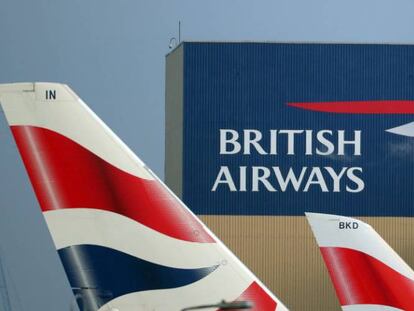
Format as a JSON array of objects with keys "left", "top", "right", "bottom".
[
  {"left": 0, "top": 83, "right": 288, "bottom": 311},
  {"left": 306, "top": 212, "right": 414, "bottom": 311}
]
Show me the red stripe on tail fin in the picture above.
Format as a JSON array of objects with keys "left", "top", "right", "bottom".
[
  {"left": 11, "top": 125, "right": 213, "bottom": 243},
  {"left": 218, "top": 282, "right": 277, "bottom": 311},
  {"left": 321, "top": 247, "right": 414, "bottom": 310}
]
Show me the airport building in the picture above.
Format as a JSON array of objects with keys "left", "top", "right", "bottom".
[{"left": 165, "top": 42, "right": 414, "bottom": 310}]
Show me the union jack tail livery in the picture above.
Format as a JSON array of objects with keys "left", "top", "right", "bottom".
[
  {"left": 0, "top": 83, "right": 288, "bottom": 311},
  {"left": 306, "top": 212, "right": 414, "bottom": 311}
]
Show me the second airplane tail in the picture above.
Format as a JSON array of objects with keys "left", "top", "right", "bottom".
[{"left": 306, "top": 212, "right": 414, "bottom": 311}]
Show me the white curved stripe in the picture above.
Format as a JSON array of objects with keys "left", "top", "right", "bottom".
[
  {"left": 0, "top": 82, "right": 152, "bottom": 179},
  {"left": 98, "top": 267, "right": 255, "bottom": 311},
  {"left": 386, "top": 121, "right": 414, "bottom": 137},
  {"left": 306, "top": 213, "right": 414, "bottom": 280},
  {"left": 44, "top": 208, "right": 224, "bottom": 269},
  {"left": 45, "top": 208, "right": 287, "bottom": 310},
  {"left": 342, "top": 305, "right": 403, "bottom": 311}
]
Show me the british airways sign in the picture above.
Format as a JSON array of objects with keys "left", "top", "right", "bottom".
[
  {"left": 211, "top": 100, "right": 414, "bottom": 194},
  {"left": 178, "top": 43, "right": 414, "bottom": 216},
  {"left": 213, "top": 128, "right": 363, "bottom": 193}
]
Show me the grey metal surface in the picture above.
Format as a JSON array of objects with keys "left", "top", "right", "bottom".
[{"left": 165, "top": 45, "right": 184, "bottom": 198}]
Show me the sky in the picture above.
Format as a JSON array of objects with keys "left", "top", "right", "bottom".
[{"left": 1, "top": 0, "right": 414, "bottom": 310}]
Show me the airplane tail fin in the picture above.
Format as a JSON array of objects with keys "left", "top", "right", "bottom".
[
  {"left": 0, "top": 83, "right": 288, "bottom": 311},
  {"left": 306, "top": 212, "right": 414, "bottom": 311}
]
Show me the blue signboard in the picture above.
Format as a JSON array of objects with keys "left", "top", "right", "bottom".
[{"left": 181, "top": 43, "right": 414, "bottom": 216}]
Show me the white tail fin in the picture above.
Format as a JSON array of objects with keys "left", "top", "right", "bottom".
[
  {"left": 0, "top": 83, "right": 288, "bottom": 311},
  {"left": 306, "top": 212, "right": 414, "bottom": 311}
]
